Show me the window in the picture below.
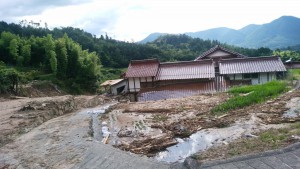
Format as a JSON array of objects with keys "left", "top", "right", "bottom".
[
  {"left": 243, "top": 73, "right": 259, "bottom": 79},
  {"left": 243, "top": 74, "right": 251, "bottom": 79},
  {"left": 251, "top": 73, "right": 258, "bottom": 78}
]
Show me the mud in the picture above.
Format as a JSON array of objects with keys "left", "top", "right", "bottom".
[
  {"left": 0, "top": 99, "right": 168, "bottom": 169},
  {"left": 155, "top": 115, "right": 286, "bottom": 163},
  {"left": 0, "top": 95, "right": 111, "bottom": 148},
  {"left": 107, "top": 89, "right": 300, "bottom": 160}
]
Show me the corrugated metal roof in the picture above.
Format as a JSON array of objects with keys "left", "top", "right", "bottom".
[
  {"left": 125, "top": 59, "right": 159, "bottom": 78},
  {"left": 195, "top": 45, "right": 247, "bottom": 61},
  {"left": 219, "top": 56, "right": 287, "bottom": 74},
  {"left": 155, "top": 60, "right": 215, "bottom": 80},
  {"left": 100, "top": 79, "right": 124, "bottom": 86}
]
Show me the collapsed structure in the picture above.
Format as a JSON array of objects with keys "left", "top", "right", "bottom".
[{"left": 124, "top": 45, "right": 287, "bottom": 101}]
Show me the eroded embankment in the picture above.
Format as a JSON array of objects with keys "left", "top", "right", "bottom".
[{"left": 0, "top": 95, "right": 111, "bottom": 148}]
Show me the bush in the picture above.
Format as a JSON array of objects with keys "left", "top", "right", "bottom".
[{"left": 212, "top": 81, "right": 287, "bottom": 114}]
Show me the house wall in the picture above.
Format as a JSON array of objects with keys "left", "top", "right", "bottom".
[
  {"left": 207, "top": 51, "right": 231, "bottom": 58},
  {"left": 111, "top": 80, "right": 128, "bottom": 95},
  {"left": 228, "top": 74, "right": 243, "bottom": 80},
  {"left": 227, "top": 72, "right": 276, "bottom": 85},
  {"left": 157, "top": 79, "right": 210, "bottom": 86},
  {"left": 128, "top": 77, "right": 153, "bottom": 93}
]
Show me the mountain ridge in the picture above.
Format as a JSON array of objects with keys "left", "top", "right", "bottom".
[{"left": 139, "top": 16, "right": 300, "bottom": 49}]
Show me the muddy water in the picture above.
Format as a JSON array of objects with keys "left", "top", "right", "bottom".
[
  {"left": 85, "top": 102, "right": 117, "bottom": 141},
  {"left": 155, "top": 115, "right": 283, "bottom": 163}
]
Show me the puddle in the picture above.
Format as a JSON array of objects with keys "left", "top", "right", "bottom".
[
  {"left": 155, "top": 115, "right": 280, "bottom": 163},
  {"left": 283, "top": 97, "right": 300, "bottom": 118},
  {"left": 84, "top": 102, "right": 117, "bottom": 141}
]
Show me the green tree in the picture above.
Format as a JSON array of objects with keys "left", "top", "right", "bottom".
[
  {"left": 9, "top": 38, "right": 19, "bottom": 63},
  {"left": 55, "top": 38, "right": 68, "bottom": 78},
  {"left": 20, "top": 44, "right": 31, "bottom": 65},
  {"left": 49, "top": 51, "right": 57, "bottom": 75},
  {"left": 44, "top": 34, "right": 56, "bottom": 73}
]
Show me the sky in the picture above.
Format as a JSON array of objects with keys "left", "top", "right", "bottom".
[{"left": 1, "top": 0, "right": 300, "bottom": 42}]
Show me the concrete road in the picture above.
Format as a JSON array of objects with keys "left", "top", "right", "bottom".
[{"left": 0, "top": 106, "right": 169, "bottom": 169}]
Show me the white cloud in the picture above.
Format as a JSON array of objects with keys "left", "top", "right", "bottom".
[{"left": 1, "top": 0, "right": 300, "bottom": 41}]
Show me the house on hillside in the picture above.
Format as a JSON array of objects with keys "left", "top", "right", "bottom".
[{"left": 124, "top": 45, "right": 286, "bottom": 101}]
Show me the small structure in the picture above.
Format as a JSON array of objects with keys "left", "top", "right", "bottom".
[
  {"left": 100, "top": 79, "right": 128, "bottom": 95},
  {"left": 124, "top": 45, "right": 287, "bottom": 101}
]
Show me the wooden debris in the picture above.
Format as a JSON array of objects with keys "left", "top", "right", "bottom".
[
  {"left": 115, "top": 134, "right": 177, "bottom": 156},
  {"left": 102, "top": 134, "right": 110, "bottom": 144},
  {"left": 239, "top": 91, "right": 254, "bottom": 96}
]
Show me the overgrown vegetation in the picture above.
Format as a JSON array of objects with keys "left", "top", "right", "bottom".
[
  {"left": 0, "top": 31, "right": 101, "bottom": 94},
  {"left": 288, "top": 69, "right": 300, "bottom": 80},
  {"left": 212, "top": 81, "right": 288, "bottom": 114},
  {"left": 196, "top": 122, "right": 300, "bottom": 162},
  {"left": 100, "top": 68, "right": 127, "bottom": 82}
]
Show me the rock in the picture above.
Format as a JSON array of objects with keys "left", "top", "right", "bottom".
[
  {"left": 183, "top": 157, "right": 201, "bottom": 169},
  {"left": 174, "top": 124, "right": 187, "bottom": 133},
  {"left": 20, "top": 105, "right": 36, "bottom": 111},
  {"left": 117, "top": 129, "right": 133, "bottom": 137}
]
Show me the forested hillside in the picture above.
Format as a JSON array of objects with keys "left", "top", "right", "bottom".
[
  {"left": 0, "top": 21, "right": 163, "bottom": 68},
  {"left": 147, "top": 34, "right": 274, "bottom": 61},
  {"left": 1, "top": 21, "right": 300, "bottom": 95}
]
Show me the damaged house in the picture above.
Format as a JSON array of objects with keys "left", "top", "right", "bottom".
[{"left": 125, "top": 45, "right": 287, "bottom": 101}]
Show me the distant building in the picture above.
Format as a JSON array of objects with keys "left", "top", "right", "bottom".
[{"left": 124, "top": 45, "right": 287, "bottom": 101}]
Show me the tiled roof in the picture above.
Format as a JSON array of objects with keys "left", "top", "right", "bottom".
[
  {"left": 219, "top": 56, "right": 287, "bottom": 74},
  {"left": 195, "top": 45, "right": 247, "bottom": 61},
  {"left": 125, "top": 59, "right": 159, "bottom": 78},
  {"left": 155, "top": 60, "right": 215, "bottom": 80}
]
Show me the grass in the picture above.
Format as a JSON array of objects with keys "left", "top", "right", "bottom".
[
  {"left": 211, "top": 81, "right": 288, "bottom": 115},
  {"left": 196, "top": 122, "right": 300, "bottom": 162}
]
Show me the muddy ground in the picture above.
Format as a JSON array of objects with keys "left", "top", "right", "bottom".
[
  {"left": 2, "top": 81, "right": 300, "bottom": 166},
  {"left": 0, "top": 94, "right": 111, "bottom": 148},
  {"left": 106, "top": 89, "right": 300, "bottom": 157}
]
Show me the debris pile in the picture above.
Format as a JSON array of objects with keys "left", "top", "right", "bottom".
[
  {"left": 115, "top": 134, "right": 177, "bottom": 157},
  {"left": 109, "top": 89, "right": 300, "bottom": 157}
]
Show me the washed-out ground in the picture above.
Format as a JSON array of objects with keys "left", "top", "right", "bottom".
[
  {"left": 1, "top": 83, "right": 300, "bottom": 168},
  {"left": 106, "top": 88, "right": 300, "bottom": 162},
  {"left": 0, "top": 99, "right": 169, "bottom": 169}
]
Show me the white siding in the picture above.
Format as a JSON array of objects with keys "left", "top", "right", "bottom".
[
  {"left": 128, "top": 78, "right": 135, "bottom": 92},
  {"left": 259, "top": 72, "right": 276, "bottom": 84},
  {"left": 135, "top": 78, "right": 141, "bottom": 91},
  {"left": 235, "top": 74, "right": 243, "bottom": 80},
  {"left": 140, "top": 77, "right": 146, "bottom": 82},
  {"left": 128, "top": 78, "right": 141, "bottom": 92},
  {"left": 260, "top": 73, "right": 268, "bottom": 84},
  {"left": 208, "top": 51, "right": 231, "bottom": 58},
  {"left": 251, "top": 78, "right": 259, "bottom": 85}
]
